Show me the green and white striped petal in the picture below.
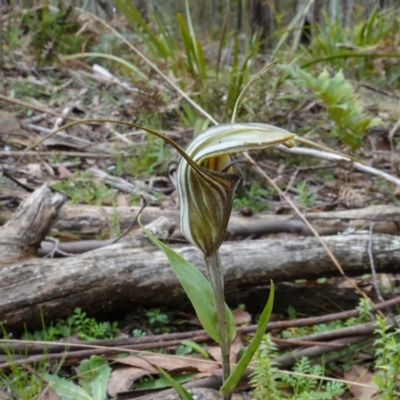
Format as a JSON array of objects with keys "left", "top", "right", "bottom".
[{"left": 177, "top": 123, "right": 296, "bottom": 255}]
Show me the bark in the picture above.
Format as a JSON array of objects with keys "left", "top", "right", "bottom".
[
  {"left": 2, "top": 229, "right": 400, "bottom": 331},
  {"left": 2, "top": 186, "right": 400, "bottom": 332},
  {"left": 0, "top": 185, "right": 66, "bottom": 265},
  {"left": 49, "top": 203, "right": 400, "bottom": 241}
]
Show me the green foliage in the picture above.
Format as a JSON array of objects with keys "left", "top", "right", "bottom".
[
  {"left": 140, "top": 223, "right": 236, "bottom": 344},
  {"left": 20, "top": 2, "right": 93, "bottom": 65},
  {"left": 224, "top": 34, "right": 261, "bottom": 118},
  {"left": 373, "top": 316, "right": 400, "bottom": 399},
  {"left": 221, "top": 283, "right": 274, "bottom": 396},
  {"left": 233, "top": 182, "right": 269, "bottom": 212},
  {"left": 0, "top": 350, "right": 52, "bottom": 400},
  {"left": 45, "top": 355, "right": 111, "bottom": 400},
  {"left": 51, "top": 171, "right": 117, "bottom": 206},
  {"left": 114, "top": 0, "right": 205, "bottom": 83},
  {"left": 303, "top": 8, "right": 400, "bottom": 78},
  {"left": 294, "top": 180, "right": 316, "bottom": 208},
  {"left": 283, "top": 66, "right": 381, "bottom": 150},
  {"left": 281, "top": 297, "right": 373, "bottom": 339},
  {"left": 176, "top": 340, "right": 209, "bottom": 358},
  {"left": 281, "top": 357, "right": 345, "bottom": 399},
  {"left": 22, "top": 308, "right": 119, "bottom": 342},
  {"left": 156, "top": 366, "right": 194, "bottom": 400},
  {"left": 132, "top": 328, "right": 146, "bottom": 337},
  {"left": 251, "top": 338, "right": 345, "bottom": 400},
  {"left": 123, "top": 134, "right": 166, "bottom": 178},
  {"left": 250, "top": 334, "right": 281, "bottom": 400},
  {"left": 145, "top": 308, "right": 171, "bottom": 334}
]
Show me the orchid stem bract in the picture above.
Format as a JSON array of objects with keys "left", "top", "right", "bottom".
[{"left": 204, "top": 251, "right": 231, "bottom": 399}]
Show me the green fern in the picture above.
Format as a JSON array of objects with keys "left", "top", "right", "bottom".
[
  {"left": 373, "top": 316, "right": 400, "bottom": 399},
  {"left": 283, "top": 66, "right": 381, "bottom": 150},
  {"left": 250, "top": 334, "right": 282, "bottom": 400},
  {"left": 251, "top": 336, "right": 345, "bottom": 400}
]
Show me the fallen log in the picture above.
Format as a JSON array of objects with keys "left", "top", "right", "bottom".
[
  {"left": 51, "top": 203, "right": 400, "bottom": 241},
  {"left": 0, "top": 185, "right": 66, "bottom": 264},
  {"left": 33, "top": 203, "right": 400, "bottom": 256},
  {"left": 2, "top": 186, "right": 400, "bottom": 332},
  {"left": 2, "top": 228, "right": 400, "bottom": 331}
]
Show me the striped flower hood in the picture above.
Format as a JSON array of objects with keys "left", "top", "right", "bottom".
[{"left": 177, "top": 123, "right": 296, "bottom": 255}]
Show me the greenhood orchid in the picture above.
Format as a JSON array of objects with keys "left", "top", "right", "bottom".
[{"left": 177, "top": 122, "right": 297, "bottom": 255}]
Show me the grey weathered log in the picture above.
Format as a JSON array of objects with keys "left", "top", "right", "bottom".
[
  {"left": 2, "top": 229, "right": 400, "bottom": 331},
  {"left": 0, "top": 185, "right": 66, "bottom": 265},
  {"left": 50, "top": 203, "right": 400, "bottom": 241}
]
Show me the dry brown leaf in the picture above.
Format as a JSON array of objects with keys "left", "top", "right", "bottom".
[
  {"left": 206, "top": 333, "right": 243, "bottom": 365},
  {"left": 0, "top": 110, "right": 22, "bottom": 138},
  {"left": 232, "top": 309, "right": 252, "bottom": 326},
  {"left": 343, "top": 364, "right": 378, "bottom": 400},
  {"left": 58, "top": 164, "right": 75, "bottom": 179},
  {"left": 137, "top": 354, "right": 218, "bottom": 373},
  {"left": 40, "top": 385, "right": 60, "bottom": 400},
  {"left": 107, "top": 367, "right": 152, "bottom": 397},
  {"left": 111, "top": 355, "right": 159, "bottom": 373},
  {"left": 205, "top": 345, "right": 222, "bottom": 364},
  {"left": 117, "top": 194, "right": 129, "bottom": 207}
]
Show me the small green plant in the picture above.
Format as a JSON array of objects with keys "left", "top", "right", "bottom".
[
  {"left": 146, "top": 308, "right": 170, "bottom": 334},
  {"left": 234, "top": 182, "right": 269, "bottom": 212},
  {"left": 22, "top": 308, "right": 119, "bottom": 342},
  {"left": 251, "top": 336, "right": 345, "bottom": 400},
  {"left": 51, "top": 171, "right": 117, "bottom": 206},
  {"left": 250, "top": 334, "right": 281, "bottom": 400},
  {"left": 132, "top": 328, "right": 146, "bottom": 337},
  {"left": 294, "top": 180, "right": 316, "bottom": 208},
  {"left": 0, "top": 353, "right": 52, "bottom": 400},
  {"left": 68, "top": 308, "right": 119, "bottom": 341},
  {"left": 373, "top": 316, "right": 400, "bottom": 399},
  {"left": 283, "top": 66, "right": 381, "bottom": 150},
  {"left": 20, "top": 2, "right": 94, "bottom": 65},
  {"left": 45, "top": 355, "right": 111, "bottom": 400}
]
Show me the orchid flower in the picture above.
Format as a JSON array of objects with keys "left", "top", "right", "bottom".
[{"left": 177, "top": 122, "right": 296, "bottom": 255}]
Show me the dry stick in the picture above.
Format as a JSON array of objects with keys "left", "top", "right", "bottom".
[
  {"left": 273, "top": 335, "right": 370, "bottom": 369},
  {"left": 0, "top": 335, "right": 213, "bottom": 370},
  {"left": 0, "top": 150, "right": 120, "bottom": 158},
  {"left": 3, "top": 297, "right": 400, "bottom": 358},
  {"left": 0, "top": 94, "right": 87, "bottom": 122},
  {"left": 276, "top": 144, "right": 400, "bottom": 187},
  {"left": 271, "top": 337, "right": 345, "bottom": 348},
  {"left": 260, "top": 295, "right": 400, "bottom": 332},
  {"left": 274, "top": 321, "right": 378, "bottom": 348}
]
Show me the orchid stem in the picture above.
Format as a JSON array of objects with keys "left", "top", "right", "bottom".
[{"left": 204, "top": 251, "right": 231, "bottom": 400}]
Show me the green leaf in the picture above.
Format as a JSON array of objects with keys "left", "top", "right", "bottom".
[
  {"left": 89, "top": 357, "right": 111, "bottom": 400},
  {"left": 220, "top": 282, "right": 275, "bottom": 396},
  {"left": 45, "top": 374, "right": 92, "bottom": 400},
  {"left": 77, "top": 356, "right": 111, "bottom": 400},
  {"left": 156, "top": 366, "right": 194, "bottom": 400},
  {"left": 141, "top": 223, "right": 221, "bottom": 343},
  {"left": 181, "top": 340, "right": 209, "bottom": 359},
  {"left": 62, "top": 53, "right": 148, "bottom": 82},
  {"left": 134, "top": 373, "right": 196, "bottom": 390},
  {"left": 113, "top": 0, "right": 169, "bottom": 59}
]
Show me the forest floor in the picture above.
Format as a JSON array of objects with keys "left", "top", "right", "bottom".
[{"left": 1, "top": 3, "right": 400, "bottom": 400}]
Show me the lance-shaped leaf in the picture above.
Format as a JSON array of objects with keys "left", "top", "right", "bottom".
[{"left": 177, "top": 123, "right": 296, "bottom": 255}]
